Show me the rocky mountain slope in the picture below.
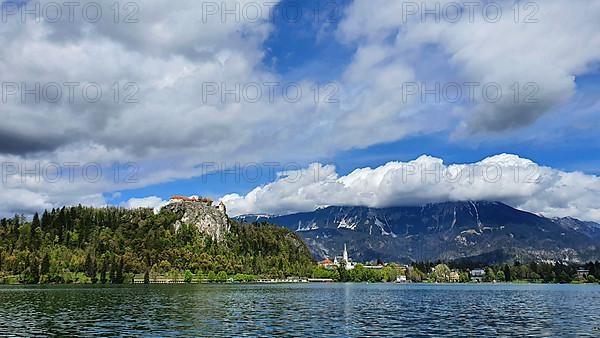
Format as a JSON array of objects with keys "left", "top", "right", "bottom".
[
  {"left": 162, "top": 200, "right": 230, "bottom": 241},
  {"left": 237, "top": 201, "right": 600, "bottom": 264}
]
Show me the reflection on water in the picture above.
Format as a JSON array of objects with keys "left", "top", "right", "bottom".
[{"left": 0, "top": 283, "right": 599, "bottom": 337}]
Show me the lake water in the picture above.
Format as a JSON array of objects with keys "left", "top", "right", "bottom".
[{"left": 0, "top": 283, "right": 599, "bottom": 337}]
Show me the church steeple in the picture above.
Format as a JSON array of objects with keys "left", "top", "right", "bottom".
[{"left": 343, "top": 243, "right": 348, "bottom": 262}]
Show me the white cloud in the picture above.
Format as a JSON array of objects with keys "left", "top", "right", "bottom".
[
  {"left": 121, "top": 196, "right": 166, "bottom": 210},
  {"left": 221, "top": 154, "right": 600, "bottom": 222},
  {"left": 337, "top": 0, "right": 600, "bottom": 134}
]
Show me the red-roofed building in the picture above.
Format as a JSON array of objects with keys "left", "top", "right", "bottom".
[
  {"left": 169, "top": 196, "right": 214, "bottom": 205},
  {"left": 170, "top": 196, "right": 198, "bottom": 202},
  {"left": 318, "top": 259, "right": 335, "bottom": 268}
]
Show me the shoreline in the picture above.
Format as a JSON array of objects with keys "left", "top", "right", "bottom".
[{"left": 1, "top": 280, "right": 599, "bottom": 286}]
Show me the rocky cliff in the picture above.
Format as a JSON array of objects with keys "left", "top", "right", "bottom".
[{"left": 162, "top": 200, "right": 230, "bottom": 241}]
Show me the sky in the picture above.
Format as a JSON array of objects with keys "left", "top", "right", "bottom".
[{"left": 2, "top": 0, "right": 600, "bottom": 221}]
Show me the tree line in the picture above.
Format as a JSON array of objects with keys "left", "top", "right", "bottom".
[
  {"left": 310, "top": 260, "right": 600, "bottom": 284},
  {"left": 312, "top": 263, "right": 402, "bottom": 282},
  {"left": 408, "top": 260, "right": 600, "bottom": 283}
]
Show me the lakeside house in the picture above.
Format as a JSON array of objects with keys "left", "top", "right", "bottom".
[
  {"left": 395, "top": 275, "right": 407, "bottom": 283},
  {"left": 470, "top": 269, "right": 485, "bottom": 282},
  {"left": 449, "top": 271, "right": 461, "bottom": 283},
  {"left": 577, "top": 268, "right": 590, "bottom": 278},
  {"left": 318, "top": 258, "right": 335, "bottom": 268}
]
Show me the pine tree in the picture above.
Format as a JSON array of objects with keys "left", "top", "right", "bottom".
[
  {"left": 41, "top": 210, "right": 51, "bottom": 232},
  {"left": 337, "top": 261, "right": 349, "bottom": 282},
  {"left": 57, "top": 208, "right": 66, "bottom": 243},
  {"left": 109, "top": 258, "right": 116, "bottom": 284},
  {"left": 30, "top": 213, "right": 41, "bottom": 250},
  {"left": 85, "top": 252, "right": 97, "bottom": 283},
  {"left": 100, "top": 259, "right": 108, "bottom": 284},
  {"left": 116, "top": 256, "right": 124, "bottom": 284},
  {"left": 503, "top": 265, "right": 512, "bottom": 282},
  {"left": 28, "top": 255, "right": 40, "bottom": 284},
  {"left": 40, "top": 253, "right": 50, "bottom": 276}
]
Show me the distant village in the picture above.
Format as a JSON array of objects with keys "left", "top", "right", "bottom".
[{"left": 313, "top": 243, "right": 599, "bottom": 284}]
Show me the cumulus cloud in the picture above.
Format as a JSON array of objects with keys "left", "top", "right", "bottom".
[
  {"left": 221, "top": 154, "right": 600, "bottom": 222},
  {"left": 337, "top": 0, "right": 600, "bottom": 134}
]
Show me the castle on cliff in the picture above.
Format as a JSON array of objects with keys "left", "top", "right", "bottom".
[{"left": 169, "top": 195, "right": 226, "bottom": 214}]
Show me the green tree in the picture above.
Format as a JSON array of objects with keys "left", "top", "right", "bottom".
[
  {"left": 184, "top": 270, "right": 193, "bottom": 283},
  {"left": 484, "top": 267, "right": 496, "bottom": 282},
  {"left": 433, "top": 264, "right": 451, "bottom": 282},
  {"left": 40, "top": 253, "right": 50, "bottom": 276},
  {"left": 459, "top": 272, "right": 470, "bottom": 283},
  {"left": 337, "top": 261, "right": 349, "bottom": 282},
  {"left": 84, "top": 252, "right": 97, "bottom": 283},
  {"left": 557, "top": 271, "right": 570, "bottom": 283},
  {"left": 381, "top": 265, "right": 398, "bottom": 282},
  {"left": 312, "top": 266, "right": 339, "bottom": 281},
  {"left": 216, "top": 271, "right": 228, "bottom": 282},
  {"left": 100, "top": 259, "right": 108, "bottom": 284},
  {"left": 25, "top": 255, "right": 40, "bottom": 284},
  {"left": 109, "top": 258, "right": 116, "bottom": 284},
  {"left": 503, "top": 265, "right": 512, "bottom": 282},
  {"left": 30, "top": 213, "right": 41, "bottom": 250},
  {"left": 116, "top": 256, "right": 124, "bottom": 284},
  {"left": 496, "top": 270, "right": 505, "bottom": 282},
  {"left": 408, "top": 267, "right": 425, "bottom": 282},
  {"left": 207, "top": 270, "right": 216, "bottom": 281}
]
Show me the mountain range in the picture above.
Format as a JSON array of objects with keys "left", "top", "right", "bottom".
[{"left": 236, "top": 201, "right": 600, "bottom": 264}]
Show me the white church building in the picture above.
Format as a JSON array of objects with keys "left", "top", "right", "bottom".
[{"left": 333, "top": 244, "right": 356, "bottom": 270}]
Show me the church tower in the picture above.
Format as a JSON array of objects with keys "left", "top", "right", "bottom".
[{"left": 343, "top": 243, "right": 348, "bottom": 263}]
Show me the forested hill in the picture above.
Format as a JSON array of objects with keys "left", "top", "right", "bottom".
[{"left": 0, "top": 206, "right": 315, "bottom": 284}]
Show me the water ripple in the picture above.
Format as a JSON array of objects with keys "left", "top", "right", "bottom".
[{"left": 0, "top": 284, "right": 598, "bottom": 337}]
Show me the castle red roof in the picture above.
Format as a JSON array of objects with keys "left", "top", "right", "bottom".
[
  {"left": 170, "top": 196, "right": 214, "bottom": 203},
  {"left": 170, "top": 196, "right": 198, "bottom": 202}
]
